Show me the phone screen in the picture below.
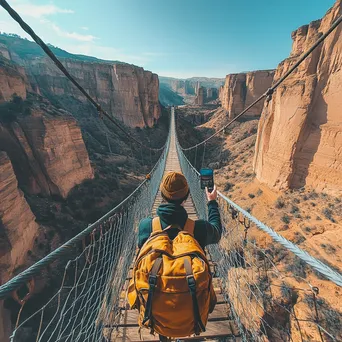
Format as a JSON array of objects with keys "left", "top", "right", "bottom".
[{"left": 200, "top": 168, "right": 214, "bottom": 191}]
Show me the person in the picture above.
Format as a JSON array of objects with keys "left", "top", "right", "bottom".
[
  {"left": 138, "top": 171, "right": 222, "bottom": 250},
  {"left": 128, "top": 171, "right": 222, "bottom": 341}
]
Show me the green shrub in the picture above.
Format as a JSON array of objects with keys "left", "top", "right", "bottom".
[
  {"left": 224, "top": 182, "right": 233, "bottom": 192},
  {"left": 322, "top": 208, "right": 335, "bottom": 222},
  {"left": 290, "top": 205, "right": 299, "bottom": 214},
  {"left": 275, "top": 198, "right": 285, "bottom": 209},
  {"left": 285, "top": 257, "right": 307, "bottom": 278},
  {"left": 281, "top": 214, "right": 290, "bottom": 224}
]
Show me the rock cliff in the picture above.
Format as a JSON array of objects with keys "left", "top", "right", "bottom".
[
  {"left": 254, "top": 0, "right": 342, "bottom": 196},
  {"left": 0, "top": 36, "right": 161, "bottom": 128},
  {"left": 221, "top": 70, "right": 275, "bottom": 118},
  {"left": 0, "top": 56, "right": 27, "bottom": 102},
  {"left": 0, "top": 151, "right": 39, "bottom": 283},
  {"left": 0, "top": 105, "right": 94, "bottom": 199},
  {"left": 26, "top": 59, "right": 160, "bottom": 127},
  {"left": 0, "top": 151, "right": 40, "bottom": 342}
]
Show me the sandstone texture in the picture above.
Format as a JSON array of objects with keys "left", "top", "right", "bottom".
[
  {"left": 221, "top": 70, "right": 274, "bottom": 118},
  {"left": 254, "top": 0, "right": 342, "bottom": 196},
  {"left": 0, "top": 58, "right": 27, "bottom": 102},
  {"left": 0, "top": 109, "right": 94, "bottom": 198},
  {"left": 15, "top": 56, "right": 160, "bottom": 128},
  {"left": 0, "top": 152, "right": 39, "bottom": 282},
  {"left": 0, "top": 152, "right": 40, "bottom": 342}
]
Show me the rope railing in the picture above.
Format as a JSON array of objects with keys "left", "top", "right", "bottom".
[
  {"left": 0, "top": 0, "right": 164, "bottom": 152},
  {"left": 181, "top": 13, "right": 342, "bottom": 152},
  {"left": 175, "top": 113, "right": 342, "bottom": 342},
  {"left": 0, "top": 126, "right": 170, "bottom": 341}
]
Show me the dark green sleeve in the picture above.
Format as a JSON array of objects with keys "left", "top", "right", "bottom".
[
  {"left": 194, "top": 200, "right": 222, "bottom": 247},
  {"left": 138, "top": 218, "right": 152, "bottom": 248}
]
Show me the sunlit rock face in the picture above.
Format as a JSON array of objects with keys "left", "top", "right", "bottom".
[
  {"left": 254, "top": 0, "right": 342, "bottom": 196},
  {"left": 221, "top": 70, "right": 274, "bottom": 118}
]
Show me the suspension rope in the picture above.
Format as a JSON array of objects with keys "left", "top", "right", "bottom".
[
  {"left": 182, "top": 13, "right": 342, "bottom": 151},
  {"left": 0, "top": 0, "right": 163, "bottom": 152},
  {"left": 0, "top": 129, "right": 170, "bottom": 300},
  {"left": 217, "top": 191, "right": 342, "bottom": 287},
  {"left": 176, "top": 124, "right": 342, "bottom": 287}
]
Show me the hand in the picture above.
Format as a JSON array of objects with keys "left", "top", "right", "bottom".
[{"left": 205, "top": 185, "right": 217, "bottom": 201}]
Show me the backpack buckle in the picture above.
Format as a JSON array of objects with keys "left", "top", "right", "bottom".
[
  {"left": 186, "top": 275, "right": 196, "bottom": 292},
  {"left": 148, "top": 275, "right": 157, "bottom": 287}
]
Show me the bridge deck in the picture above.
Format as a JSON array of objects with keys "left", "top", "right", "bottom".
[{"left": 108, "top": 109, "right": 239, "bottom": 341}]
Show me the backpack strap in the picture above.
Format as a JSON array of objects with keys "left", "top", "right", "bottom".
[
  {"left": 183, "top": 218, "right": 195, "bottom": 236},
  {"left": 152, "top": 217, "right": 162, "bottom": 233},
  {"left": 152, "top": 217, "right": 182, "bottom": 234},
  {"left": 184, "top": 257, "right": 206, "bottom": 335},
  {"left": 142, "top": 257, "right": 163, "bottom": 326}
]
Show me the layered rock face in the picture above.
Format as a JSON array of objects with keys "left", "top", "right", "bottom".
[
  {"left": 221, "top": 70, "right": 274, "bottom": 118},
  {"left": 3, "top": 54, "right": 160, "bottom": 128},
  {"left": 0, "top": 58, "right": 27, "bottom": 102},
  {"left": 0, "top": 40, "right": 161, "bottom": 128},
  {"left": 0, "top": 109, "right": 94, "bottom": 198},
  {"left": 0, "top": 152, "right": 40, "bottom": 342},
  {"left": 254, "top": 0, "right": 342, "bottom": 195},
  {"left": 0, "top": 152, "right": 39, "bottom": 282}
]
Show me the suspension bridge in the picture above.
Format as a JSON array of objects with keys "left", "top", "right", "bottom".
[
  {"left": 1, "top": 107, "right": 341, "bottom": 342},
  {"left": 0, "top": 0, "right": 342, "bottom": 341}
]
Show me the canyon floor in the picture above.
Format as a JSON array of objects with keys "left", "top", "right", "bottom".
[{"left": 177, "top": 104, "right": 342, "bottom": 340}]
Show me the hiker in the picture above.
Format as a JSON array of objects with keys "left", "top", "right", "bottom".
[
  {"left": 128, "top": 171, "right": 222, "bottom": 340},
  {"left": 138, "top": 171, "right": 222, "bottom": 249}
]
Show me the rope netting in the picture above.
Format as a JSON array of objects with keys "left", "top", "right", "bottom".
[
  {"left": 176, "top": 116, "right": 342, "bottom": 342},
  {"left": 0, "top": 130, "right": 170, "bottom": 342}
]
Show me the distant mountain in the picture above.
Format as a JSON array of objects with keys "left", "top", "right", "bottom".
[
  {"left": 0, "top": 33, "right": 128, "bottom": 65},
  {"left": 159, "top": 76, "right": 224, "bottom": 105},
  {"left": 159, "top": 76, "right": 224, "bottom": 91},
  {"left": 159, "top": 83, "right": 184, "bottom": 106}
]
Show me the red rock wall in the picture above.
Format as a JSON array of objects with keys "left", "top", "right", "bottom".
[
  {"left": 221, "top": 70, "right": 274, "bottom": 118},
  {"left": 0, "top": 152, "right": 39, "bottom": 282},
  {"left": 0, "top": 152, "right": 40, "bottom": 342},
  {"left": 254, "top": 0, "right": 342, "bottom": 196},
  {"left": 0, "top": 60, "right": 27, "bottom": 102},
  {"left": 19, "top": 58, "right": 161, "bottom": 128},
  {"left": 0, "top": 111, "right": 94, "bottom": 199}
]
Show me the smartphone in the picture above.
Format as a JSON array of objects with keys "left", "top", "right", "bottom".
[{"left": 200, "top": 168, "right": 214, "bottom": 192}]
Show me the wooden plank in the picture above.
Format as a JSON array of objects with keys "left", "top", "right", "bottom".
[
  {"left": 109, "top": 319, "right": 238, "bottom": 341},
  {"left": 113, "top": 112, "right": 241, "bottom": 341},
  {"left": 116, "top": 303, "right": 230, "bottom": 329}
]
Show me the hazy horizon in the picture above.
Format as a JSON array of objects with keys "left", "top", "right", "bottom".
[{"left": 0, "top": 0, "right": 336, "bottom": 78}]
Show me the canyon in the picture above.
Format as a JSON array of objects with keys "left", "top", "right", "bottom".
[
  {"left": 254, "top": 1, "right": 342, "bottom": 196},
  {"left": 219, "top": 70, "right": 275, "bottom": 118},
  {"left": 0, "top": 34, "right": 168, "bottom": 342},
  {"left": 0, "top": 0, "right": 341, "bottom": 340},
  {"left": 0, "top": 35, "right": 161, "bottom": 128},
  {"left": 177, "top": 1, "right": 342, "bottom": 340},
  {"left": 159, "top": 76, "right": 224, "bottom": 105}
]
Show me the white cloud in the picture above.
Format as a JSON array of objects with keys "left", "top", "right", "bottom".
[
  {"left": 0, "top": 19, "right": 32, "bottom": 39},
  {"left": 13, "top": 3, "right": 74, "bottom": 19},
  {"left": 50, "top": 23, "right": 97, "bottom": 42},
  {"left": 81, "top": 26, "right": 89, "bottom": 31}
]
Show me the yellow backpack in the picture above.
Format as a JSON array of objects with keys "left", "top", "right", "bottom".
[{"left": 127, "top": 217, "right": 217, "bottom": 338}]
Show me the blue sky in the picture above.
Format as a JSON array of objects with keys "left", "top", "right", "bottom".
[{"left": 0, "top": 0, "right": 336, "bottom": 78}]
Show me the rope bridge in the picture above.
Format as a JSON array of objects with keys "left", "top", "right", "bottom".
[
  {"left": 0, "top": 1, "right": 341, "bottom": 340},
  {"left": 0, "top": 109, "right": 341, "bottom": 342}
]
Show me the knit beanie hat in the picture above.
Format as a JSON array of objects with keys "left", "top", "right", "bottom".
[{"left": 160, "top": 171, "right": 189, "bottom": 201}]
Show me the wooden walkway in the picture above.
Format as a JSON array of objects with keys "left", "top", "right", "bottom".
[{"left": 106, "top": 109, "right": 239, "bottom": 341}]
